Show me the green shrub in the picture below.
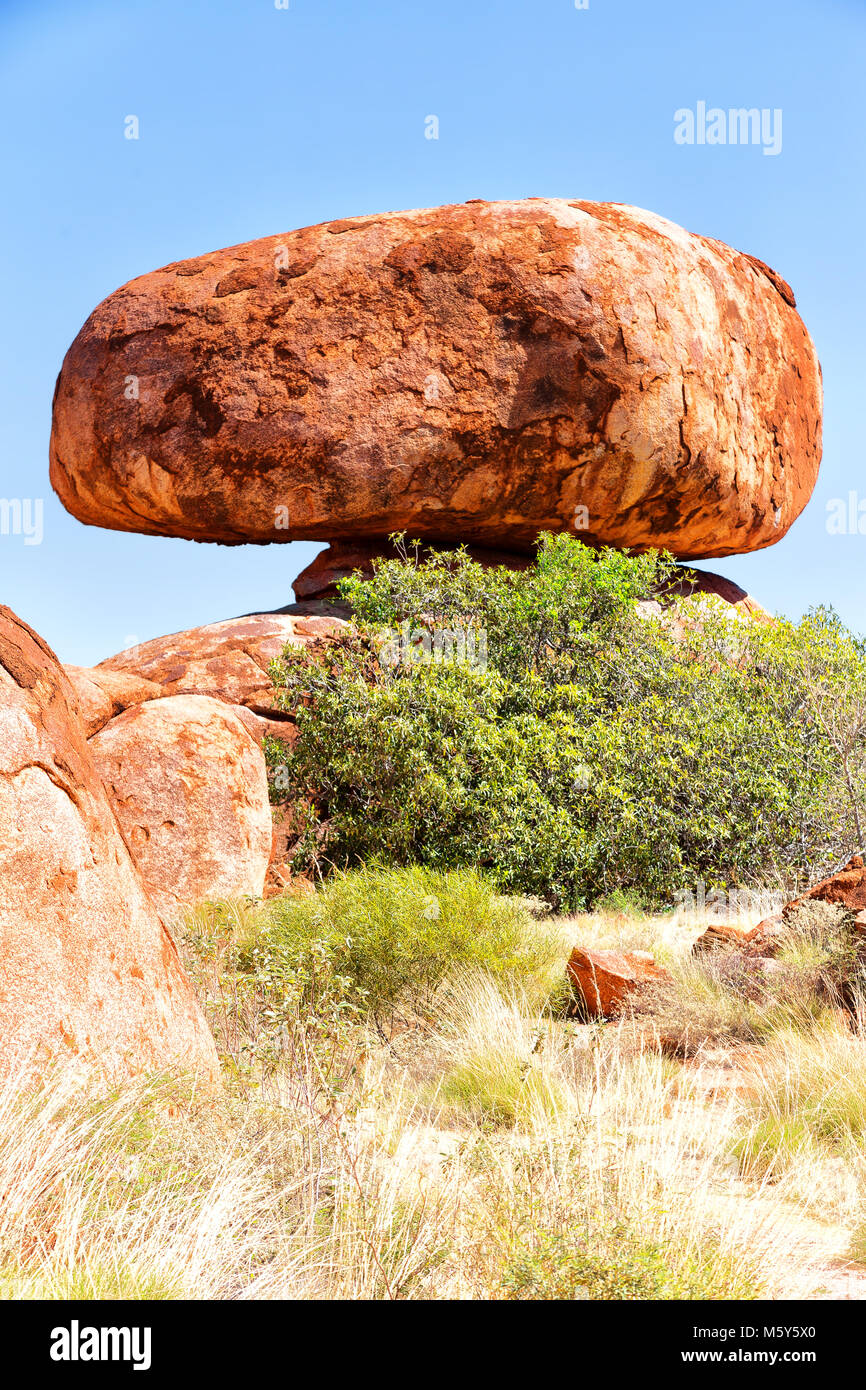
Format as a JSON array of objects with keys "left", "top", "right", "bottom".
[
  {"left": 259, "top": 864, "right": 561, "bottom": 1019},
  {"left": 268, "top": 534, "right": 866, "bottom": 910},
  {"left": 499, "top": 1224, "right": 764, "bottom": 1300},
  {"left": 592, "top": 888, "right": 650, "bottom": 919},
  {"left": 183, "top": 867, "right": 563, "bottom": 1067}
]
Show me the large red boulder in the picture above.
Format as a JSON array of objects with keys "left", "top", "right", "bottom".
[
  {"left": 0, "top": 606, "right": 218, "bottom": 1082},
  {"left": 89, "top": 695, "right": 274, "bottom": 920},
  {"left": 50, "top": 198, "right": 821, "bottom": 561}
]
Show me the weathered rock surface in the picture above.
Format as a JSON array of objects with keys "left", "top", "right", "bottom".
[
  {"left": 229, "top": 702, "right": 298, "bottom": 749},
  {"left": 567, "top": 945, "right": 670, "bottom": 1017},
  {"left": 0, "top": 605, "right": 218, "bottom": 1081},
  {"left": 97, "top": 612, "right": 345, "bottom": 714},
  {"left": 90, "top": 695, "right": 273, "bottom": 919},
  {"left": 692, "top": 921, "right": 765, "bottom": 953},
  {"left": 66, "top": 663, "right": 162, "bottom": 737},
  {"left": 50, "top": 198, "right": 822, "bottom": 560}
]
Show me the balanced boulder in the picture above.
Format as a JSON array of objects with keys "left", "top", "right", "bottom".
[
  {"left": 50, "top": 198, "right": 822, "bottom": 560},
  {"left": 89, "top": 695, "right": 273, "bottom": 919},
  {"left": 0, "top": 606, "right": 218, "bottom": 1082}
]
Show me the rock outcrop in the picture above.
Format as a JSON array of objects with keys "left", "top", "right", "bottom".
[
  {"left": 97, "top": 613, "right": 345, "bottom": 714},
  {"left": 0, "top": 606, "right": 218, "bottom": 1082},
  {"left": 567, "top": 945, "right": 670, "bottom": 1017},
  {"left": 50, "top": 198, "right": 822, "bottom": 560},
  {"left": 694, "top": 857, "right": 866, "bottom": 955},
  {"left": 66, "top": 663, "right": 162, "bottom": 737},
  {"left": 89, "top": 695, "right": 273, "bottom": 919}
]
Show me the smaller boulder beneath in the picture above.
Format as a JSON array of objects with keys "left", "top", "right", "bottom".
[
  {"left": 292, "top": 540, "right": 535, "bottom": 600},
  {"left": 90, "top": 695, "right": 273, "bottom": 920},
  {"left": 567, "top": 946, "right": 670, "bottom": 1018}
]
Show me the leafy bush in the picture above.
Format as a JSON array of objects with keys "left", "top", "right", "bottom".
[
  {"left": 183, "top": 867, "right": 565, "bottom": 1072},
  {"left": 268, "top": 534, "right": 866, "bottom": 909}
]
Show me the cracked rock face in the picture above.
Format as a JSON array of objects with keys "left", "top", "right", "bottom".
[
  {"left": 0, "top": 605, "right": 218, "bottom": 1082},
  {"left": 65, "top": 663, "right": 162, "bottom": 737},
  {"left": 49, "top": 198, "right": 822, "bottom": 561},
  {"left": 89, "top": 694, "right": 273, "bottom": 919},
  {"left": 96, "top": 612, "right": 346, "bottom": 712}
]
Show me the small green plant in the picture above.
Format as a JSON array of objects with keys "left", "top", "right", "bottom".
[
  {"left": 592, "top": 888, "right": 649, "bottom": 919},
  {"left": 499, "top": 1223, "right": 765, "bottom": 1300},
  {"left": 182, "top": 898, "right": 365, "bottom": 1092},
  {"left": 440, "top": 1051, "right": 566, "bottom": 1128}
]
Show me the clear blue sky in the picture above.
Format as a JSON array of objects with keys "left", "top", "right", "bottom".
[{"left": 1, "top": 0, "right": 863, "bottom": 666}]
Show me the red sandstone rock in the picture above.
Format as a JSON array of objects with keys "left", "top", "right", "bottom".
[
  {"left": 0, "top": 606, "right": 218, "bottom": 1082},
  {"left": 695, "top": 858, "right": 866, "bottom": 955},
  {"left": 65, "top": 663, "right": 162, "bottom": 736},
  {"left": 567, "top": 946, "right": 670, "bottom": 1017},
  {"left": 97, "top": 612, "right": 346, "bottom": 713},
  {"left": 89, "top": 695, "right": 273, "bottom": 919},
  {"left": 229, "top": 702, "right": 297, "bottom": 749},
  {"left": 752, "top": 857, "right": 866, "bottom": 936},
  {"left": 692, "top": 922, "right": 766, "bottom": 952},
  {"left": 50, "top": 198, "right": 822, "bottom": 561}
]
